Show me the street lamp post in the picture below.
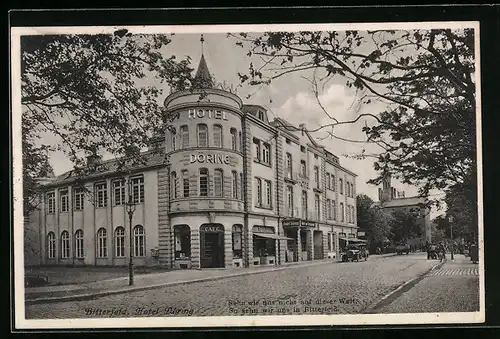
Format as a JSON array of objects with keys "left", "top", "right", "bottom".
[
  {"left": 449, "top": 215, "right": 454, "bottom": 260},
  {"left": 125, "top": 177, "right": 137, "bottom": 285}
]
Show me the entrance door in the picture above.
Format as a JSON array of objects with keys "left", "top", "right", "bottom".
[
  {"left": 200, "top": 224, "right": 225, "bottom": 268},
  {"left": 313, "top": 231, "right": 323, "bottom": 259}
]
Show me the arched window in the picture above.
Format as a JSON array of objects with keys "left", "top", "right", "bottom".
[
  {"left": 171, "top": 130, "right": 177, "bottom": 151},
  {"left": 47, "top": 232, "right": 56, "bottom": 259},
  {"left": 75, "top": 229, "right": 84, "bottom": 258},
  {"left": 238, "top": 131, "right": 242, "bottom": 151},
  {"left": 174, "top": 225, "right": 191, "bottom": 259},
  {"left": 114, "top": 227, "right": 125, "bottom": 257},
  {"left": 232, "top": 171, "right": 238, "bottom": 199},
  {"left": 97, "top": 228, "right": 108, "bottom": 258},
  {"left": 182, "top": 170, "right": 189, "bottom": 197},
  {"left": 214, "top": 169, "right": 223, "bottom": 197},
  {"left": 171, "top": 171, "right": 178, "bottom": 199},
  {"left": 232, "top": 224, "right": 243, "bottom": 259},
  {"left": 133, "top": 225, "right": 145, "bottom": 257},
  {"left": 230, "top": 128, "right": 237, "bottom": 150},
  {"left": 213, "top": 125, "right": 223, "bottom": 148},
  {"left": 180, "top": 125, "right": 189, "bottom": 148},
  {"left": 199, "top": 168, "right": 208, "bottom": 197},
  {"left": 197, "top": 124, "right": 208, "bottom": 147},
  {"left": 61, "top": 231, "right": 70, "bottom": 258}
]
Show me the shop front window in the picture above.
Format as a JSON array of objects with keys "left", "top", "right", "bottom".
[{"left": 174, "top": 225, "right": 191, "bottom": 259}]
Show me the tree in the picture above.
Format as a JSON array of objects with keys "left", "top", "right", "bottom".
[
  {"left": 21, "top": 30, "right": 195, "bottom": 215},
  {"left": 232, "top": 29, "right": 476, "bottom": 196},
  {"left": 390, "top": 209, "right": 422, "bottom": 243},
  {"left": 356, "top": 194, "right": 393, "bottom": 252}
]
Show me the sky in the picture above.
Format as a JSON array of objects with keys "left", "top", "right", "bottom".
[{"left": 44, "top": 32, "right": 447, "bottom": 218}]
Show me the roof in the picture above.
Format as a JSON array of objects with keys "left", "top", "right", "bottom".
[
  {"left": 241, "top": 104, "right": 266, "bottom": 116},
  {"left": 192, "top": 54, "right": 214, "bottom": 89},
  {"left": 375, "top": 196, "right": 428, "bottom": 209},
  {"left": 42, "top": 150, "right": 166, "bottom": 188}
]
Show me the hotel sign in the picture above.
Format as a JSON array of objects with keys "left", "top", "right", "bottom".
[
  {"left": 282, "top": 219, "right": 317, "bottom": 228},
  {"left": 190, "top": 153, "right": 230, "bottom": 165},
  {"left": 188, "top": 109, "right": 228, "bottom": 120}
]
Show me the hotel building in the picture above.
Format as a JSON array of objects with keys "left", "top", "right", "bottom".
[{"left": 26, "top": 53, "right": 359, "bottom": 269}]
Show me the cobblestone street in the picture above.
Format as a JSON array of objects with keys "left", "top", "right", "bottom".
[{"left": 25, "top": 254, "right": 440, "bottom": 319}]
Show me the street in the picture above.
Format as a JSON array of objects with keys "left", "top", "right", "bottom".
[{"left": 24, "top": 254, "right": 478, "bottom": 319}]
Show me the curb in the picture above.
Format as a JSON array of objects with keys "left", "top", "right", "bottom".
[
  {"left": 25, "top": 259, "right": 334, "bottom": 305},
  {"left": 361, "top": 259, "right": 445, "bottom": 313}
]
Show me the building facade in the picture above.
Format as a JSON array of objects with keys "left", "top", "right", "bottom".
[{"left": 26, "top": 54, "right": 359, "bottom": 269}]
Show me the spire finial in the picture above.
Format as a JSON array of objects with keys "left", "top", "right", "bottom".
[{"left": 200, "top": 34, "right": 204, "bottom": 55}]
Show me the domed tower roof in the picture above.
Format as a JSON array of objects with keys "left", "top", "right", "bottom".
[{"left": 192, "top": 35, "right": 215, "bottom": 89}]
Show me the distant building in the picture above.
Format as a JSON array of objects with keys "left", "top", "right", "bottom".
[
  {"left": 25, "top": 48, "right": 359, "bottom": 269},
  {"left": 375, "top": 172, "right": 432, "bottom": 244}
]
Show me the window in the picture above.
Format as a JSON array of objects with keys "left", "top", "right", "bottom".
[
  {"left": 197, "top": 124, "right": 208, "bottom": 147},
  {"left": 287, "top": 186, "right": 294, "bottom": 216},
  {"left": 315, "top": 194, "right": 321, "bottom": 221},
  {"left": 214, "top": 169, "right": 223, "bottom": 197},
  {"left": 97, "top": 228, "right": 107, "bottom": 258},
  {"left": 171, "top": 172, "right": 178, "bottom": 199},
  {"left": 346, "top": 181, "right": 350, "bottom": 197},
  {"left": 174, "top": 225, "right": 191, "bottom": 259},
  {"left": 351, "top": 183, "right": 354, "bottom": 197},
  {"left": 262, "top": 143, "right": 271, "bottom": 165},
  {"left": 240, "top": 172, "right": 244, "bottom": 199},
  {"left": 133, "top": 225, "right": 145, "bottom": 257},
  {"left": 314, "top": 166, "right": 319, "bottom": 188},
  {"left": 180, "top": 125, "right": 189, "bottom": 148},
  {"left": 300, "top": 160, "right": 307, "bottom": 177},
  {"left": 301, "top": 190, "right": 308, "bottom": 219},
  {"left": 239, "top": 131, "right": 243, "bottom": 151},
  {"left": 74, "top": 188, "right": 84, "bottom": 210},
  {"left": 232, "top": 171, "right": 238, "bottom": 199},
  {"left": 352, "top": 205, "right": 355, "bottom": 223},
  {"left": 264, "top": 180, "right": 272, "bottom": 207},
  {"left": 199, "top": 168, "right": 208, "bottom": 197},
  {"left": 182, "top": 170, "right": 189, "bottom": 197},
  {"left": 286, "top": 153, "right": 292, "bottom": 178},
  {"left": 327, "top": 199, "right": 332, "bottom": 219},
  {"left": 60, "top": 189, "right": 69, "bottom": 212},
  {"left": 347, "top": 205, "right": 351, "bottom": 223},
  {"left": 230, "top": 128, "right": 237, "bottom": 151},
  {"left": 255, "top": 178, "right": 262, "bottom": 206},
  {"left": 213, "top": 125, "right": 223, "bottom": 147},
  {"left": 285, "top": 138, "right": 291, "bottom": 145},
  {"left": 232, "top": 225, "right": 243, "bottom": 259},
  {"left": 61, "top": 231, "right": 70, "bottom": 258},
  {"left": 47, "top": 192, "right": 55, "bottom": 214},
  {"left": 331, "top": 175, "right": 336, "bottom": 191},
  {"left": 47, "top": 232, "right": 56, "bottom": 259},
  {"left": 340, "top": 203, "right": 345, "bottom": 222},
  {"left": 327, "top": 233, "right": 332, "bottom": 251},
  {"left": 258, "top": 110, "right": 265, "bottom": 121},
  {"left": 253, "top": 138, "right": 261, "bottom": 161},
  {"left": 326, "top": 173, "right": 330, "bottom": 189},
  {"left": 95, "top": 183, "right": 108, "bottom": 208},
  {"left": 114, "top": 227, "right": 125, "bottom": 257},
  {"left": 339, "top": 178, "right": 343, "bottom": 195},
  {"left": 113, "top": 179, "right": 126, "bottom": 205},
  {"left": 333, "top": 200, "right": 337, "bottom": 220},
  {"left": 130, "top": 176, "right": 144, "bottom": 203},
  {"left": 300, "top": 145, "right": 306, "bottom": 153},
  {"left": 75, "top": 229, "right": 84, "bottom": 258},
  {"left": 171, "top": 132, "right": 177, "bottom": 151}
]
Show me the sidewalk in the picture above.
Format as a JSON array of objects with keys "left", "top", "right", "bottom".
[{"left": 25, "top": 253, "right": 396, "bottom": 304}]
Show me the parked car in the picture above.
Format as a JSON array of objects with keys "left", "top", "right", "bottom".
[
  {"left": 341, "top": 243, "right": 368, "bottom": 262},
  {"left": 396, "top": 243, "right": 410, "bottom": 255}
]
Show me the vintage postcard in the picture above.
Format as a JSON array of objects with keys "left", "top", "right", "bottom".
[{"left": 12, "top": 21, "right": 484, "bottom": 329}]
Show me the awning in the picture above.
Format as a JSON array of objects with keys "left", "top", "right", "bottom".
[
  {"left": 253, "top": 233, "right": 294, "bottom": 241},
  {"left": 339, "top": 238, "right": 367, "bottom": 243}
]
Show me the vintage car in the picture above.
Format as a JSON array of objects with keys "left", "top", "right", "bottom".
[
  {"left": 341, "top": 243, "right": 368, "bottom": 262},
  {"left": 396, "top": 243, "right": 410, "bottom": 255}
]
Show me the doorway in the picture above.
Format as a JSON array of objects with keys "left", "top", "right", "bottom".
[{"left": 200, "top": 224, "right": 225, "bottom": 268}]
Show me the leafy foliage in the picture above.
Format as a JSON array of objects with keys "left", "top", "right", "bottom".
[
  {"left": 356, "top": 194, "right": 393, "bottom": 251},
  {"left": 389, "top": 209, "right": 423, "bottom": 243},
  {"left": 232, "top": 29, "right": 476, "bottom": 196},
  {"left": 21, "top": 31, "right": 195, "bottom": 214}
]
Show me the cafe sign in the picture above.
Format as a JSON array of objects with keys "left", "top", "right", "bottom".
[
  {"left": 190, "top": 153, "right": 230, "bottom": 165},
  {"left": 200, "top": 225, "right": 224, "bottom": 233},
  {"left": 282, "top": 219, "right": 317, "bottom": 228}
]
